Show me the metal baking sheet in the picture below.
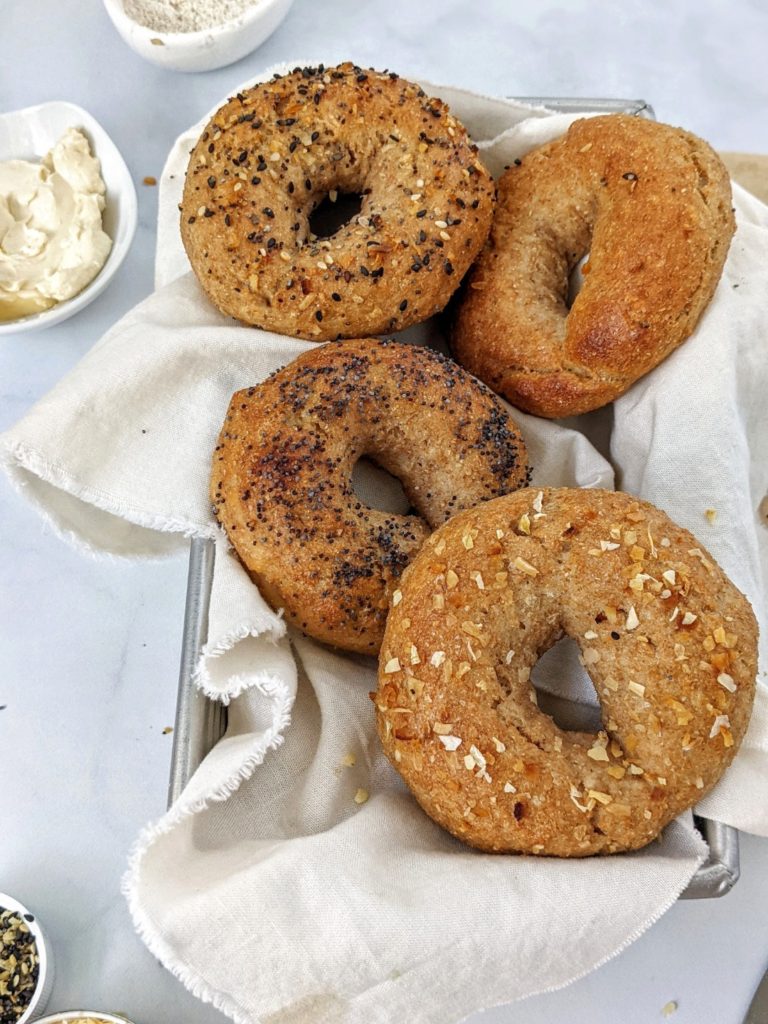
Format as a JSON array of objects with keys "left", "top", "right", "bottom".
[{"left": 168, "top": 96, "right": 740, "bottom": 899}]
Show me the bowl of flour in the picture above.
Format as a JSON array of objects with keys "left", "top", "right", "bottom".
[{"left": 103, "top": 0, "right": 294, "bottom": 71}]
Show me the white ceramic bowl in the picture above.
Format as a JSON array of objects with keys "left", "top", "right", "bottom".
[
  {"left": 0, "top": 101, "right": 137, "bottom": 336},
  {"left": 0, "top": 890, "right": 55, "bottom": 1023},
  {"left": 102, "top": 0, "right": 295, "bottom": 73},
  {"left": 32, "top": 1013, "right": 136, "bottom": 1024}
]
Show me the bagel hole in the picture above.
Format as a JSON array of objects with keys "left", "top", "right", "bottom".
[
  {"left": 566, "top": 253, "right": 590, "bottom": 309},
  {"left": 309, "top": 192, "right": 364, "bottom": 238},
  {"left": 351, "top": 457, "right": 413, "bottom": 516},
  {"left": 530, "top": 637, "right": 602, "bottom": 733}
]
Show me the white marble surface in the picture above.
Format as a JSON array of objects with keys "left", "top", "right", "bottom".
[{"left": 2, "top": 1, "right": 768, "bottom": 1022}]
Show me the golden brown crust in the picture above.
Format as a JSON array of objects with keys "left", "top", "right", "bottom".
[
  {"left": 182, "top": 62, "right": 495, "bottom": 341},
  {"left": 211, "top": 339, "right": 529, "bottom": 654},
  {"left": 376, "top": 487, "right": 757, "bottom": 855},
  {"left": 452, "top": 115, "right": 736, "bottom": 418}
]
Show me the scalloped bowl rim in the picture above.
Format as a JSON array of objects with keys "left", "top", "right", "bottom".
[{"left": 31, "top": 1012, "right": 137, "bottom": 1023}]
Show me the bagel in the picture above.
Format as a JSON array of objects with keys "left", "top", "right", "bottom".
[
  {"left": 451, "top": 115, "right": 735, "bottom": 418},
  {"left": 182, "top": 62, "right": 495, "bottom": 341},
  {"left": 376, "top": 487, "right": 757, "bottom": 855},
  {"left": 211, "top": 339, "right": 530, "bottom": 654}
]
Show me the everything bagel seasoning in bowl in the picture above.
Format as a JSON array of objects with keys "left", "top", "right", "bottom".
[{"left": 0, "top": 893, "right": 53, "bottom": 1024}]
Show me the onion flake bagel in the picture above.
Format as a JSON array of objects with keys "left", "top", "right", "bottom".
[
  {"left": 452, "top": 115, "right": 736, "bottom": 418},
  {"left": 211, "top": 339, "right": 530, "bottom": 654},
  {"left": 376, "top": 487, "right": 757, "bottom": 855},
  {"left": 182, "top": 62, "right": 495, "bottom": 340}
]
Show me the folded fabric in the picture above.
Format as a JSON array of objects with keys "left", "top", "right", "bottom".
[{"left": 2, "top": 69, "right": 767, "bottom": 1024}]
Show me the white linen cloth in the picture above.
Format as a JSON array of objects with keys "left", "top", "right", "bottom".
[{"left": 2, "top": 67, "right": 767, "bottom": 1024}]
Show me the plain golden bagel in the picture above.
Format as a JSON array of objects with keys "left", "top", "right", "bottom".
[
  {"left": 211, "top": 339, "right": 530, "bottom": 654},
  {"left": 182, "top": 62, "right": 495, "bottom": 340},
  {"left": 376, "top": 487, "right": 757, "bottom": 855},
  {"left": 451, "top": 115, "right": 736, "bottom": 418}
]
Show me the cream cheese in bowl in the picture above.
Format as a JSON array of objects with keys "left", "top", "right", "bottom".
[{"left": 0, "top": 127, "right": 112, "bottom": 323}]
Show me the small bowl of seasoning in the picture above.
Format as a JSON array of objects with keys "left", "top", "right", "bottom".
[
  {"left": 0, "top": 892, "right": 54, "bottom": 1024},
  {"left": 102, "top": 0, "right": 295, "bottom": 73},
  {"left": 0, "top": 101, "right": 137, "bottom": 336}
]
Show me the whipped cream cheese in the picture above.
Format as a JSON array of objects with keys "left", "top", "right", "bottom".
[{"left": 0, "top": 126, "right": 112, "bottom": 322}]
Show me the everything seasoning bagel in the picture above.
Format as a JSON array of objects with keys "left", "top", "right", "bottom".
[
  {"left": 452, "top": 115, "right": 735, "bottom": 418},
  {"left": 211, "top": 339, "right": 529, "bottom": 654},
  {"left": 376, "top": 488, "right": 757, "bottom": 855},
  {"left": 182, "top": 63, "right": 495, "bottom": 340}
]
